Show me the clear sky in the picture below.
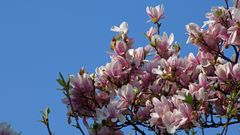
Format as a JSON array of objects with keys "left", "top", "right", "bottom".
[{"left": 0, "top": 0, "right": 239, "bottom": 135}]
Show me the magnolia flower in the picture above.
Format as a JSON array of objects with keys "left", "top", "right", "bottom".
[
  {"left": 161, "top": 55, "right": 188, "bottom": 76},
  {"left": 0, "top": 123, "right": 21, "bottom": 135},
  {"left": 96, "top": 103, "right": 126, "bottom": 123},
  {"left": 116, "top": 84, "right": 135, "bottom": 108},
  {"left": 204, "top": 7, "right": 229, "bottom": 26},
  {"left": 103, "top": 56, "right": 130, "bottom": 82},
  {"left": 126, "top": 48, "right": 145, "bottom": 67},
  {"left": 228, "top": 26, "right": 240, "bottom": 46},
  {"left": 162, "top": 109, "right": 187, "bottom": 134},
  {"left": 111, "top": 22, "right": 128, "bottom": 34},
  {"left": 70, "top": 72, "right": 94, "bottom": 93},
  {"left": 146, "top": 27, "right": 156, "bottom": 39},
  {"left": 63, "top": 71, "right": 96, "bottom": 115},
  {"left": 231, "top": 8, "right": 240, "bottom": 22},
  {"left": 186, "top": 23, "right": 203, "bottom": 44},
  {"left": 149, "top": 96, "right": 171, "bottom": 126},
  {"left": 151, "top": 32, "right": 175, "bottom": 58},
  {"left": 198, "top": 73, "right": 208, "bottom": 88},
  {"left": 152, "top": 66, "right": 163, "bottom": 75},
  {"left": 114, "top": 41, "right": 128, "bottom": 55},
  {"left": 146, "top": 4, "right": 164, "bottom": 23},
  {"left": 215, "top": 62, "right": 233, "bottom": 82},
  {"left": 233, "top": 63, "right": 240, "bottom": 81}
]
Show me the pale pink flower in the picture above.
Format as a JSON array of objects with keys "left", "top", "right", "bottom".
[
  {"left": 96, "top": 103, "right": 126, "bottom": 123},
  {"left": 231, "top": 8, "right": 240, "bottom": 22},
  {"left": 146, "top": 27, "right": 156, "bottom": 39},
  {"left": 111, "top": 21, "right": 128, "bottom": 34},
  {"left": 204, "top": 7, "right": 229, "bottom": 26},
  {"left": 126, "top": 47, "right": 145, "bottom": 67},
  {"left": 114, "top": 41, "right": 128, "bottom": 55},
  {"left": 162, "top": 109, "right": 187, "bottom": 134},
  {"left": 215, "top": 62, "right": 233, "bottom": 81},
  {"left": 233, "top": 63, "right": 240, "bottom": 81},
  {"left": 64, "top": 72, "right": 96, "bottom": 115},
  {"left": 70, "top": 72, "right": 94, "bottom": 93},
  {"left": 146, "top": 4, "right": 164, "bottom": 23},
  {"left": 149, "top": 96, "right": 171, "bottom": 126},
  {"left": 161, "top": 55, "right": 188, "bottom": 76},
  {"left": 228, "top": 26, "right": 240, "bottom": 46},
  {"left": 151, "top": 32, "right": 174, "bottom": 51},
  {"left": 106, "top": 56, "right": 130, "bottom": 79},
  {"left": 207, "top": 23, "right": 228, "bottom": 41},
  {"left": 186, "top": 23, "right": 203, "bottom": 44},
  {"left": 198, "top": 73, "right": 208, "bottom": 88},
  {"left": 116, "top": 84, "right": 135, "bottom": 108}
]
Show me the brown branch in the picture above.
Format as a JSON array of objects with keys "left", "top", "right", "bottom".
[
  {"left": 46, "top": 120, "right": 53, "bottom": 135},
  {"left": 232, "top": 45, "right": 239, "bottom": 63},
  {"left": 65, "top": 89, "right": 85, "bottom": 135}
]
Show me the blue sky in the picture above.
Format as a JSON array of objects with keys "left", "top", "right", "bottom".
[{"left": 0, "top": 0, "right": 239, "bottom": 134}]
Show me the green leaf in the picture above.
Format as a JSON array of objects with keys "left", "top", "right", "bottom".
[
  {"left": 191, "top": 129, "right": 197, "bottom": 135},
  {"left": 57, "top": 78, "right": 65, "bottom": 87},
  {"left": 230, "top": 107, "right": 237, "bottom": 115},
  {"left": 183, "top": 93, "right": 193, "bottom": 104},
  {"left": 57, "top": 72, "right": 66, "bottom": 87}
]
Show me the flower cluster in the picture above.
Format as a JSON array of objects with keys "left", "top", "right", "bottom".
[{"left": 58, "top": 1, "right": 240, "bottom": 134}]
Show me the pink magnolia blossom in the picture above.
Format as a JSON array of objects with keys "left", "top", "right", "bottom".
[
  {"left": 228, "top": 26, "right": 240, "bottom": 46},
  {"left": 116, "top": 84, "right": 136, "bottom": 108},
  {"left": 63, "top": 71, "right": 96, "bottom": 115},
  {"left": 233, "top": 63, "right": 240, "bottom": 81},
  {"left": 114, "top": 41, "right": 128, "bottom": 56},
  {"left": 151, "top": 32, "right": 175, "bottom": 58},
  {"left": 69, "top": 72, "right": 94, "bottom": 93},
  {"left": 105, "top": 56, "right": 130, "bottom": 80},
  {"left": 146, "top": 27, "right": 156, "bottom": 39},
  {"left": 149, "top": 96, "right": 171, "bottom": 126},
  {"left": 215, "top": 62, "right": 233, "bottom": 81},
  {"left": 204, "top": 6, "right": 230, "bottom": 26},
  {"left": 126, "top": 47, "right": 145, "bottom": 67},
  {"left": 160, "top": 55, "right": 188, "bottom": 76},
  {"left": 146, "top": 4, "right": 164, "bottom": 23},
  {"left": 96, "top": 102, "right": 126, "bottom": 123},
  {"left": 186, "top": 23, "right": 203, "bottom": 45},
  {"left": 162, "top": 109, "right": 187, "bottom": 134}
]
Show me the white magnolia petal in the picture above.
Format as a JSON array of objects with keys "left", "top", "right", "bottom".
[
  {"left": 168, "top": 33, "right": 174, "bottom": 45},
  {"left": 152, "top": 68, "right": 163, "bottom": 75}
]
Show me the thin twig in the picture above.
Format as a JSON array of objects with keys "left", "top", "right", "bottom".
[
  {"left": 46, "top": 120, "right": 53, "bottom": 135},
  {"left": 225, "top": 0, "right": 229, "bottom": 9},
  {"left": 156, "top": 22, "right": 161, "bottom": 35}
]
